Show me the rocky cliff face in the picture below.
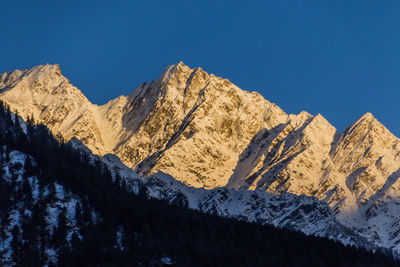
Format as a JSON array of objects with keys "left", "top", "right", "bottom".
[
  {"left": 2, "top": 63, "right": 400, "bottom": 253},
  {"left": 115, "top": 62, "right": 289, "bottom": 188},
  {"left": 225, "top": 108, "right": 400, "bottom": 251},
  {"left": 0, "top": 63, "right": 289, "bottom": 188},
  {"left": 0, "top": 65, "right": 111, "bottom": 154}
]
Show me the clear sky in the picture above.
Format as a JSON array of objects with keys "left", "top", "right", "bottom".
[{"left": 1, "top": 1, "right": 399, "bottom": 136}]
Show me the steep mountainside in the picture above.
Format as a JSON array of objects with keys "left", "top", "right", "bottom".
[
  {"left": 103, "top": 152, "right": 369, "bottom": 249},
  {"left": 0, "top": 65, "right": 111, "bottom": 155},
  {"left": 2, "top": 63, "right": 400, "bottom": 253},
  {"left": 226, "top": 110, "right": 400, "bottom": 251},
  {"left": 1, "top": 105, "right": 395, "bottom": 266},
  {"left": 0, "top": 63, "right": 290, "bottom": 188}
]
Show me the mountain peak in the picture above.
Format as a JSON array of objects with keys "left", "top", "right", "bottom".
[
  {"left": 175, "top": 61, "right": 188, "bottom": 68},
  {"left": 172, "top": 61, "right": 194, "bottom": 78},
  {"left": 347, "top": 112, "right": 394, "bottom": 138},
  {"left": 0, "top": 64, "right": 90, "bottom": 131},
  {"left": 358, "top": 112, "right": 375, "bottom": 122},
  {"left": 18, "top": 63, "right": 63, "bottom": 79},
  {"left": 0, "top": 64, "right": 68, "bottom": 93},
  {"left": 2, "top": 63, "right": 400, "bottom": 255},
  {"left": 32, "top": 63, "right": 61, "bottom": 73}
]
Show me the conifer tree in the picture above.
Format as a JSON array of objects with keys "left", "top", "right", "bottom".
[
  {"left": 74, "top": 202, "right": 82, "bottom": 225},
  {"left": 10, "top": 225, "right": 21, "bottom": 265},
  {"left": 21, "top": 177, "right": 33, "bottom": 202},
  {"left": 54, "top": 207, "right": 68, "bottom": 248},
  {"left": 24, "top": 156, "right": 36, "bottom": 178}
]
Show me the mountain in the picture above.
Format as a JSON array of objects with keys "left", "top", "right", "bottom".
[
  {"left": 105, "top": 156, "right": 369, "bottom": 248},
  {"left": 1, "top": 103, "right": 396, "bottom": 266},
  {"left": 0, "top": 63, "right": 288, "bottom": 188},
  {"left": 2, "top": 63, "right": 400, "bottom": 254}
]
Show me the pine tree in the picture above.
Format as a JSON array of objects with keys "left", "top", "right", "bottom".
[
  {"left": 70, "top": 232, "right": 81, "bottom": 251},
  {"left": 114, "top": 168, "right": 122, "bottom": 187},
  {"left": 10, "top": 225, "right": 21, "bottom": 265},
  {"left": 21, "top": 214, "right": 41, "bottom": 265},
  {"left": 54, "top": 207, "right": 68, "bottom": 248},
  {"left": 74, "top": 202, "right": 82, "bottom": 226},
  {"left": 21, "top": 177, "right": 33, "bottom": 202},
  {"left": 24, "top": 156, "right": 37, "bottom": 178},
  {"left": 0, "top": 221, "right": 9, "bottom": 266},
  {"left": 13, "top": 114, "right": 28, "bottom": 151},
  {"left": 138, "top": 182, "right": 148, "bottom": 199},
  {"left": 48, "top": 182, "right": 57, "bottom": 201}
]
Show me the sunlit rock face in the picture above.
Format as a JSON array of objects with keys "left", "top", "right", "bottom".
[
  {"left": 2, "top": 62, "right": 400, "bottom": 252},
  {"left": 114, "top": 62, "right": 289, "bottom": 188},
  {"left": 0, "top": 64, "right": 111, "bottom": 155},
  {"left": 0, "top": 62, "right": 290, "bottom": 188}
]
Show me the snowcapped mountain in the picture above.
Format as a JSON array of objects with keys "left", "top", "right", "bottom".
[
  {"left": 1, "top": 110, "right": 392, "bottom": 266},
  {"left": 1, "top": 63, "right": 400, "bottom": 254},
  {"left": 0, "top": 63, "right": 288, "bottom": 188}
]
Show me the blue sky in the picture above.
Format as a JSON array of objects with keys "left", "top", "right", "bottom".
[{"left": 1, "top": 1, "right": 399, "bottom": 135}]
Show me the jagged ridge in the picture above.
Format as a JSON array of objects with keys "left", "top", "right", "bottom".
[{"left": 2, "top": 63, "right": 400, "bottom": 254}]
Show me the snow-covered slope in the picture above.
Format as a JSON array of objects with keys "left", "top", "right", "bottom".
[
  {"left": 0, "top": 64, "right": 119, "bottom": 155},
  {"left": 0, "top": 117, "right": 393, "bottom": 266},
  {"left": 2, "top": 63, "right": 400, "bottom": 254},
  {"left": 100, "top": 150, "right": 373, "bottom": 250},
  {"left": 224, "top": 110, "right": 400, "bottom": 252},
  {"left": 0, "top": 149, "right": 90, "bottom": 266}
]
